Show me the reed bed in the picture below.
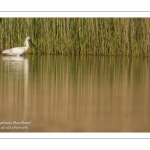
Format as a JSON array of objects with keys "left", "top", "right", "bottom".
[{"left": 0, "top": 18, "right": 150, "bottom": 56}]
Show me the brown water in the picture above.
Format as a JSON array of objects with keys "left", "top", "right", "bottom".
[{"left": 0, "top": 55, "right": 150, "bottom": 132}]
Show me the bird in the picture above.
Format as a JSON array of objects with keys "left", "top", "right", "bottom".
[{"left": 2, "top": 37, "right": 35, "bottom": 56}]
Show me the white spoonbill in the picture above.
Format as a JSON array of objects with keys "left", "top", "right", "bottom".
[{"left": 2, "top": 37, "right": 35, "bottom": 56}]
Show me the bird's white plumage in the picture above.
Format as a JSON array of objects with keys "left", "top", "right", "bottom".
[
  {"left": 2, "top": 47, "right": 26, "bottom": 56},
  {"left": 2, "top": 37, "right": 34, "bottom": 56}
]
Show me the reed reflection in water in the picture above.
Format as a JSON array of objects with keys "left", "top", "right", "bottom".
[{"left": 0, "top": 55, "right": 150, "bottom": 132}]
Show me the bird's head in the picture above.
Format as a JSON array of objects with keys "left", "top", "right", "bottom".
[{"left": 26, "top": 37, "right": 35, "bottom": 47}]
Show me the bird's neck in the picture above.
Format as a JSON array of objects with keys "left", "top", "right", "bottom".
[{"left": 25, "top": 40, "right": 29, "bottom": 50}]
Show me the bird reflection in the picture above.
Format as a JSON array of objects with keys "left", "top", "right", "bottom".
[
  {"left": 2, "top": 56, "right": 25, "bottom": 61},
  {"left": 2, "top": 56, "right": 28, "bottom": 71},
  {"left": 2, "top": 56, "right": 29, "bottom": 117}
]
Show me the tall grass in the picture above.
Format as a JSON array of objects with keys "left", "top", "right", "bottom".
[{"left": 0, "top": 18, "right": 150, "bottom": 56}]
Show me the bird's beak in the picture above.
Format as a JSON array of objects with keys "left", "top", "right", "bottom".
[{"left": 29, "top": 39, "right": 35, "bottom": 47}]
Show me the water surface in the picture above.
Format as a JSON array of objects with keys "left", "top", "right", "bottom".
[{"left": 0, "top": 55, "right": 150, "bottom": 132}]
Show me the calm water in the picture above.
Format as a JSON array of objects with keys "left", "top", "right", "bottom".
[{"left": 0, "top": 55, "right": 150, "bottom": 132}]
